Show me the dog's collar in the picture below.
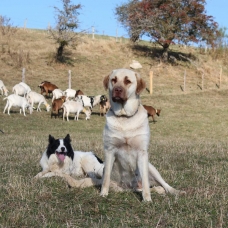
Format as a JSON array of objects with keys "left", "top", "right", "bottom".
[{"left": 110, "top": 103, "right": 140, "bottom": 118}]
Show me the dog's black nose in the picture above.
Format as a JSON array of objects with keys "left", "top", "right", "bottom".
[
  {"left": 114, "top": 86, "right": 123, "bottom": 93},
  {"left": 61, "top": 147, "right": 66, "bottom": 152}
]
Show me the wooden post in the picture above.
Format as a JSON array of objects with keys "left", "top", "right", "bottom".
[
  {"left": 184, "top": 70, "right": 186, "bottom": 92},
  {"left": 22, "top": 68, "right": 25, "bottom": 82},
  {"left": 219, "top": 67, "right": 222, "bottom": 88},
  {"left": 92, "top": 26, "right": 94, "bottom": 40},
  {"left": 68, "top": 70, "right": 71, "bottom": 89},
  {"left": 149, "top": 71, "right": 153, "bottom": 95}
]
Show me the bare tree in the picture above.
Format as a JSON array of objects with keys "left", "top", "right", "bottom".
[
  {"left": 49, "top": 0, "right": 82, "bottom": 62},
  {"left": 0, "top": 15, "right": 17, "bottom": 38}
]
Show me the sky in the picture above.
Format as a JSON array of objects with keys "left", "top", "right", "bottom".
[{"left": 0, "top": 0, "right": 228, "bottom": 39}]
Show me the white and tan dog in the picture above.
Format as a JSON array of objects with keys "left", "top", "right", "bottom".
[{"left": 100, "top": 68, "right": 184, "bottom": 201}]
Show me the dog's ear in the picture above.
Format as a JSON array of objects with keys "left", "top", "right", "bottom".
[
  {"left": 49, "top": 135, "right": 55, "bottom": 143},
  {"left": 103, "top": 74, "right": 110, "bottom": 91},
  {"left": 135, "top": 73, "right": 146, "bottom": 94},
  {"left": 65, "top": 134, "right": 71, "bottom": 142}
]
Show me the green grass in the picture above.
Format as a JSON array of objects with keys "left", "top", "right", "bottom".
[
  {"left": 1, "top": 89, "right": 228, "bottom": 227},
  {"left": 1, "top": 29, "right": 228, "bottom": 227}
]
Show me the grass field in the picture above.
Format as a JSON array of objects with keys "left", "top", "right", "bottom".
[{"left": 1, "top": 29, "right": 228, "bottom": 227}]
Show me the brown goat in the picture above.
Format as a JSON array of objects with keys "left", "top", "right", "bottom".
[
  {"left": 75, "top": 89, "right": 84, "bottom": 97},
  {"left": 38, "top": 81, "right": 58, "bottom": 98},
  {"left": 143, "top": 105, "right": 161, "bottom": 123},
  {"left": 100, "top": 95, "right": 110, "bottom": 116},
  {"left": 51, "top": 96, "right": 66, "bottom": 118}
]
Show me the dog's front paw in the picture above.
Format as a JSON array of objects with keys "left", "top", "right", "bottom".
[
  {"left": 142, "top": 192, "right": 152, "bottom": 202},
  {"left": 100, "top": 189, "right": 109, "bottom": 197}
]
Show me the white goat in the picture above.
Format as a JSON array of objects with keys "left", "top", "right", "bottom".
[
  {"left": 0, "top": 80, "right": 9, "bottom": 96},
  {"left": 76, "top": 95, "right": 102, "bottom": 111},
  {"left": 63, "top": 89, "right": 76, "bottom": 100},
  {"left": 19, "top": 82, "right": 31, "bottom": 93},
  {"left": 27, "top": 91, "right": 51, "bottom": 112},
  {"left": 52, "top": 89, "right": 64, "bottom": 102},
  {"left": 3, "top": 94, "right": 33, "bottom": 116},
  {"left": 12, "top": 84, "right": 28, "bottom": 97},
  {"left": 62, "top": 100, "right": 91, "bottom": 121}
]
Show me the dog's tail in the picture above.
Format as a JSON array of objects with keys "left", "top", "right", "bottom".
[{"left": 3, "top": 97, "right": 8, "bottom": 101}]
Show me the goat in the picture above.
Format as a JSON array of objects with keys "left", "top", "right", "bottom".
[
  {"left": 62, "top": 100, "right": 91, "bottom": 121},
  {"left": 99, "top": 95, "right": 110, "bottom": 116},
  {"left": 51, "top": 96, "right": 66, "bottom": 118},
  {"left": 0, "top": 80, "right": 9, "bottom": 96},
  {"left": 38, "top": 81, "right": 58, "bottom": 98},
  {"left": 52, "top": 89, "right": 64, "bottom": 102},
  {"left": 19, "top": 82, "right": 31, "bottom": 94},
  {"left": 3, "top": 94, "right": 33, "bottom": 116},
  {"left": 76, "top": 95, "right": 102, "bottom": 111},
  {"left": 143, "top": 105, "right": 161, "bottom": 123},
  {"left": 63, "top": 88, "right": 77, "bottom": 100},
  {"left": 75, "top": 89, "right": 84, "bottom": 97},
  {"left": 27, "top": 91, "right": 50, "bottom": 112},
  {"left": 12, "top": 84, "right": 28, "bottom": 97}
]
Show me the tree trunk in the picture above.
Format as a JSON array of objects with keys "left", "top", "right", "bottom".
[
  {"left": 57, "top": 44, "right": 64, "bottom": 61},
  {"left": 162, "top": 46, "right": 169, "bottom": 62}
]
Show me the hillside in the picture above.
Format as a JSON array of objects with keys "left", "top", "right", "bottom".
[{"left": 1, "top": 28, "right": 228, "bottom": 97}]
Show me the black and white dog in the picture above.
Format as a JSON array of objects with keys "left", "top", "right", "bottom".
[{"left": 35, "top": 134, "right": 104, "bottom": 180}]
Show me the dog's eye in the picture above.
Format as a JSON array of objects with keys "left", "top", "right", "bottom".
[
  {"left": 111, "top": 77, "right": 117, "bottom": 84},
  {"left": 124, "top": 77, "right": 131, "bottom": 85}
]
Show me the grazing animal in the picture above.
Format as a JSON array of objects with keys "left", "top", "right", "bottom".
[
  {"left": 76, "top": 95, "right": 102, "bottom": 112},
  {"left": 27, "top": 91, "right": 51, "bottom": 112},
  {"left": 75, "top": 89, "right": 84, "bottom": 97},
  {"left": 3, "top": 94, "right": 33, "bottom": 116},
  {"left": 51, "top": 96, "right": 66, "bottom": 118},
  {"left": 99, "top": 95, "right": 110, "bottom": 116},
  {"left": 143, "top": 105, "right": 161, "bottom": 123},
  {"left": 39, "top": 81, "right": 58, "bottom": 98},
  {"left": 12, "top": 84, "right": 28, "bottom": 97},
  {"left": 0, "top": 80, "right": 9, "bottom": 96},
  {"left": 63, "top": 89, "right": 77, "bottom": 100},
  {"left": 52, "top": 89, "right": 64, "bottom": 102},
  {"left": 19, "top": 82, "right": 32, "bottom": 94},
  {"left": 34, "top": 134, "right": 104, "bottom": 181},
  {"left": 62, "top": 100, "right": 91, "bottom": 121},
  {"left": 75, "top": 95, "right": 94, "bottom": 111}
]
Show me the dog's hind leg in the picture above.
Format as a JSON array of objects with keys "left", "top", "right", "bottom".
[{"left": 148, "top": 163, "right": 186, "bottom": 195}]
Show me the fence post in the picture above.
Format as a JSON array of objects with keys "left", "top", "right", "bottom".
[
  {"left": 150, "top": 71, "right": 153, "bottom": 95},
  {"left": 68, "top": 70, "right": 71, "bottom": 89},
  {"left": 92, "top": 26, "right": 94, "bottom": 40},
  {"left": 22, "top": 68, "right": 25, "bottom": 82}
]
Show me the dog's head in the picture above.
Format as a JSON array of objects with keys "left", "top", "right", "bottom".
[
  {"left": 46, "top": 134, "right": 74, "bottom": 162},
  {"left": 103, "top": 69, "right": 146, "bottom": 116}
]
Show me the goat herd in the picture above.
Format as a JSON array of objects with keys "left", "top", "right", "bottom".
[
  {"left": 0, "top": 79, "right": 161, "bottom": 122},
  {"left": 0, "top": 80, "right": 111, "bottom": 120}
]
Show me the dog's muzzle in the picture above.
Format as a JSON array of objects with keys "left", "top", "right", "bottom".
[{"left": 112, "top": 86, "right": 126, "bottom": 103}]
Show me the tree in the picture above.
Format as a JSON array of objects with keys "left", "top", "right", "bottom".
[
  {"left": 49, "top": 0, "right": 82, "bottom": 61},
  {"left": 116, "top": 0, "right": 219, "bottom": 60},
  {"left": 0, "top": 15, "right": 17, "bottom": 38}
]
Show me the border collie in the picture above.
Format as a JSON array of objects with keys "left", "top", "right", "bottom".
[{"left": 35, "top": 134, "right": 104, "bottom": 180}]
